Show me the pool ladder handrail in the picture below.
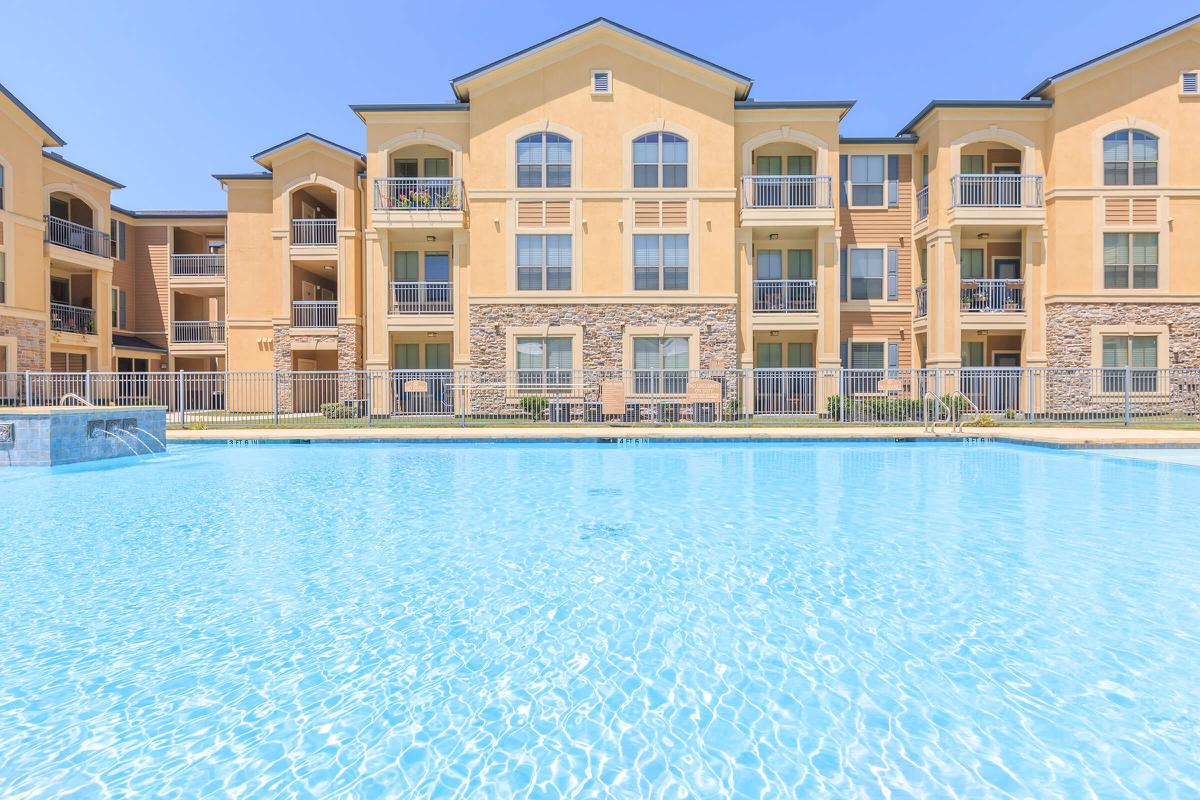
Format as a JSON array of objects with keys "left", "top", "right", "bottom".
[
  {"left": 925, "top": 390, "right": 980, "bottom": 434},
  {"left": 924, "top": 392, "right": 951, "bottom": 434},
  {"left": 59, "top": 392, "right": 93, "bottom": 407}
]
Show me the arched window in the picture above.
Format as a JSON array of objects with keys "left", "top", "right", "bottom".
[
  {"left": 1103, "top": 129, "right": 1158, "bottom": 185},
  {"left": 633, "top": 132, "right": 688, "bottom": 188},
  {"left": 516, "top": 133, "right": 572, "bottom": 188}
]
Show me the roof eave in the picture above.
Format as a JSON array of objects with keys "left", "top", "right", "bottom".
[
  {"left": 0, "top": 80, "right": 66, "bottom": 147},
  {"left": 251, "top": 133, "right": 365, "bottom": 169}
]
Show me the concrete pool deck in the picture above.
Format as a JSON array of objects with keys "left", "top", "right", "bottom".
[{"left": 167, "top": 426, "right": 1200, "bottom": 448}]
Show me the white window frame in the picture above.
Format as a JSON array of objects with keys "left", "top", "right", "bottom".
[
  {"left": 848, "top": 246, "right": 885, "bottom": 300},
  {"left": 515, "top": 336, "right": 574, "bottom": 391},
  {"left": 633, "top": 233, "right": 689, "bottom": 291},
  {"left": 632, "top": 132, "right": 689, "bottom": 189},
  {"left": 848, "top": 154, "right": 886, "bottom": 208},
  {"left": 515, "top": 132, "right": 572, "bottom": 189},
  {"left": 515, "top": 233, "right": 573, "bottom": 291},
  {"left": 1102, "top": 129, "right": 1158, "bottom": 186}
]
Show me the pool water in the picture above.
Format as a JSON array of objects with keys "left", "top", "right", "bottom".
[{"left": 0, "top": 442, "right": 1197, "bottom": 798}]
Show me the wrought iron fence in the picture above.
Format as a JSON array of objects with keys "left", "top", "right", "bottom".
[
  {"left": 3, "top": 367, "right": 1200, "bottom": 428},
  {"left": 290, "top": 219, "right": 336, "bottom": 246},
  {"left": 170, "top": 254, "right": 225, "bottom": 277},
  {"left": 741, "top": 175, "right": 833, "bottom": 209},
  {"left": 45, "top": 215, "right": 112, "bottom": 257},
  {"left": 373, "top": 178, "right": 462, "bottom": 211}
]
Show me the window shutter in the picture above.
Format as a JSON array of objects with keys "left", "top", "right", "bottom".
[
  {"left": 887, "top": 341, "right": 900, "bottom": 374},
  {"left": 119, "top": 221, "right": 127, "bottom": 260},
  {"left": 840, "top": 341, "right": 848, "bottom": 368},
  {"left": 839, "top": 248, "right": 848, "bottom": 301},
  {"left": 839, "top": 154, "right": 848, "bottom": 206},
  {"left": 887, "top": 155, "right": 899, "bottom": 207},
  {"left": 886, "top": 248, "right": 899, "bottom": 300},
  {"left": 1183, "top": 71, "right": 1198, "bottom": 94}
]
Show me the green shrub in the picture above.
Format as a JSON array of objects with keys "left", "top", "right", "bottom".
[
  {"left": 971, "top": 413, "right": 998, "bottom": 427},
  {"left": 320, "top": 401, "right": 359, "bottom": 420},
  {"left": 519, "top": 395, "right": 548, "bottom": 418}
]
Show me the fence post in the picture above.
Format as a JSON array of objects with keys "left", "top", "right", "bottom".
[
  {"left": 1027, "top": 368, "right": 1035, "bottom": 424},
  {"left": 366, "top": 370, "right": 373, "bottom": 427},
  {"left": 24, "top": 371, "right": 31, "bottom": 406},
  {"left": 177, "top": 370, "right": 186, "bottom": 428},
  {"left": 460, "top": 369, "right": 467, "bottom": 428},
  {"left": 84, "top": 372, "right": 93, "bottom": 405},
  {"left": 1124, "top": 364, "right": 1133, "bottom": 426},
  {"left": 838, "top": 368, "right": 846, "bottom": 423},
  {"left": 273, "top": 371, "right": 280, "bottom": 426}
]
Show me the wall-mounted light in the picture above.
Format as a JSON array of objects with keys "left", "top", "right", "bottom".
[
  {"left": 425, "top": 235, "right": 437, "bottom": 242},
  {"left": 976, "top": 232, "right": 990, "bottom": 240},
  {"left": 768, "top": 233, "right": 779, "bottom": 240}
]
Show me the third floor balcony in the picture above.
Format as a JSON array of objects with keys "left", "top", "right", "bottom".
[
  {"left": 752, "top": 279, "right": 817, "bottom": 314},
  {"left": 372, "top": 177, "right": 465, "bottom": 228},
  {"left": 170, "top": 253, "right": 225, "bottom": 279},
  {"left": 45, "top": 215, "right": 111, "bottom": 260}
]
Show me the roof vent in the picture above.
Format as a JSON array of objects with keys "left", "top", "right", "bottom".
[
  {"left": 592, "top": 70, "right": 612, "bottom": 95},
  {"left": 1182, "top": 71, "right": 1199, "bottom": 95}
]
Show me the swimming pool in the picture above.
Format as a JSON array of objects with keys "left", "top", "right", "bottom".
[{"left": 0, "top": 441, "right": 1197, "bottom": 797}]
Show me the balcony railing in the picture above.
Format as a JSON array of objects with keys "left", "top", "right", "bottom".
[
  {"left": 50, "top": 302, "right": 96, "bottom": 334},
  {"left": 173, "top": 321, "right": 226, "bottom": 343},
  {"left": 171, "top": 253, "right": 225, "bottom": 277},
  {"left": 951, "top": 174, "right": 1043, "bottom": 208},
  {"left": 291, "top": 218, "right": 336, "bottom": 246},
  {"left": 752, "top": 279, "right": 817, "bottom": 313},
  {"left": 961, "top": 279, "right": 1024, "bottom": 312},
  {"left": 292, "top": 300, "right": 337, "bottom": 328},
  {"left": 390, "top": 281, "right": 452, "bottom": 314},
  {"left": 45, "top": 216, "right": 112, "bottom": 258},
  {"left": 374, "top": 178, "right": 463, "bottom": 211},
  {"left": 915, "top": 284, "right": 927, "bottom": 317},
  {"left": 916, "top": 186, "right": 929, "bottom": 220},
  {"left": 741, "top": 175, "right": 833, "bottom": 209}
]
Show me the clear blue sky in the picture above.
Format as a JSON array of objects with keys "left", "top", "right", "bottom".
[{"left": 3, "top": 0, "right": 1196, "bottom": 210}]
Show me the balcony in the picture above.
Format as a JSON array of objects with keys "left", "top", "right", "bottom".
[
  {"left": 915, "top": 284, "right": 927, "bottom": 317},
  {"left": 948, "top": 174, "right": 1044, "bottom": 225},
  {"left": 50, "top": 302, "right": 96, "bottom": 335},
  {"left": 173, "top": 321, "right": 226, "bottom": 343},
  {"left": 739, "top": 176, "right": 835, "bottom": 227},
  {"left": 372, "top": 178, "right": 465, "bottom": 228},
  {"left": 45, "top": 216, "right": 112, "bottom": 259},
  {"left": 916, "top": 186, "right": 929, "bottom": 222},
  {"left": 291, "top": 219, "right": 336, "bottom": 247},
  {"left": 390, "top": 281, "right": 452, "bottom": 315},
  {"left": 752, "top": 279, "right": 817, "bottom": 313},
  {"left": 292, "top": 300, "right": 337, "bottom": 328},
  {"left": 171, "top": 254, "right": 225, "bottom": 278},
  {"left": 961, "top": 279, "right": 1024, "bottom": 313}
]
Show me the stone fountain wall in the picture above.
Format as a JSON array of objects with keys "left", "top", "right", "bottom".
[{"left": 0, "top": 407, "right": 167, "bottom": 467}]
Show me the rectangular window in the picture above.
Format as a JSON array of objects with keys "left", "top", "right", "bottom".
[
  {"left": 962, "top": 341, "right": 984, "bottom": 367},
  {"left": 960, "top": 248, "right": 985, "bottom": 279},
  {"left": 1103, "top": 232, "right": 1158, "bottom": 289},
  {"left": 633, "top": 234, "right": 688, "bottom": 291},
  {"left": 516, "top": 336, "right": 572, "bottom": 388},
  {"left": 111, "top": 288, "right": 127, "bottom": 329},
  {"left": 788, "top": 249, "right": 813, "bottom": 280},
  {"left": 632, "top": 337, "right": 689, "bottom": 394},
  {"left": 423, "top": 158, "right": 450, "bottom": 178},
  {"left": 0, "top": 163, "right": 5, "bottom": 210},
  {"left": 516, "top": 234, "right": 572, "bottom": 291},
  {"left": 392, "top": 251, "right": 418, "bottom": 281},
  {"left": 849, "top": 155, "right": 885, "bottom": 206},
  {"left": 392, "top": 158, "right": 418, "bottom": 178},
  {"left": 755, "top": 249, "right": 782, "bottom": 280},
  {"left": 960, "top": 154, "right": 985, "bottom": 174},
  {"left": 0, "top": 253, "right": 5, "bottom": 304},
  {"left": 1102, "top": 335, "right": 1158, "bottom": 393},
  {"left": 849, "top": 248, "right": 884, "bottom": 299},
  {"left": 849, "top": 342, "right": 884, "bottom": 369}
]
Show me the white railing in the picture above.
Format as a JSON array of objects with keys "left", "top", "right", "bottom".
[
  {"left": 173, "top": 321, "right": 226, "bottom": 343},
  {"left": 752, "top": 279, "right": 817, "bottom": 312},
  {"left": 916, "top": 186, "right": 929, "bottom": 220},
  {"left": 915, "top": 284, "right": 928, "bottom": 317},
  {"left": 291, "top": 219, "right": 336, "bottom": 246},
  {"left": 374, "top": 178, "right": 463, "bottom": 211},
  {"left": 45, "top": 216, "right": 112, "bottom": 257},
  {"left": 961, "top": 279, "right": 1024, "bottom": 312},
  {"left": 741, "top": 175, "right": 833, "bottom": 209},
  {"left": 390, "top": 281, "right": 452, "bottom": 314},
  {"left": 291, "top": 300, "right": 337, "bottom": 328},
  {"left": 49, "top": 302, "right": 96, "bottom": 334},
  {"left": 951, "top": 174, "right": 1043, "bottom": 208},
  {"left": 171, "top": 254, "right": 225, "bottom": 277}
]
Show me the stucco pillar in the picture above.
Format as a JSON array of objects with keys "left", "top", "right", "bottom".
[
  {"left": 453, "top": 228, "right": 470, "bottom": 367},
  {"left": 1022, "top": 225, "right": 1048, "bottom": 368},
  {"left": 816, "top": 226, "right": 840, "bottom": 368},
  {"left": 926, "top": 230, "right": 961, "bottom": 369}
]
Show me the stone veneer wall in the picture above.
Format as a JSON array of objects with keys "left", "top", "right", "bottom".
[
  {"left": 467, "top": 303, "right": 738, "bottom": 371},
  {"left": 1045, "top": 302, "right": 1200, "bottom": 417},
  {"left": 271, "top": 323, "right": 362, "bottom": 413},
  {"left": 1047, "top": 303, "right": 1200, "bottom": 367},
  {"left": 0, "top": 316, "right": 47, "bottom": 372}
]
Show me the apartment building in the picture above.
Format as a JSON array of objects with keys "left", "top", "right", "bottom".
[{"left": 3, "top": 14, "right": 1199, "bottom": 412}]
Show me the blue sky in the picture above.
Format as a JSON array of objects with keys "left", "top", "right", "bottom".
[{"left": 3, "top": 0, "right": 1196, "bottom": 209}]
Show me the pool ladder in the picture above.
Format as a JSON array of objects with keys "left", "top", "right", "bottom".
[{"left": 924, "top": 390, "right": 980, "bottom": 434}]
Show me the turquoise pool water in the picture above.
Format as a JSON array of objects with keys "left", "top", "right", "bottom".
[{"left": 0, "top": 442, "right": 1197, "bottom": 798}]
